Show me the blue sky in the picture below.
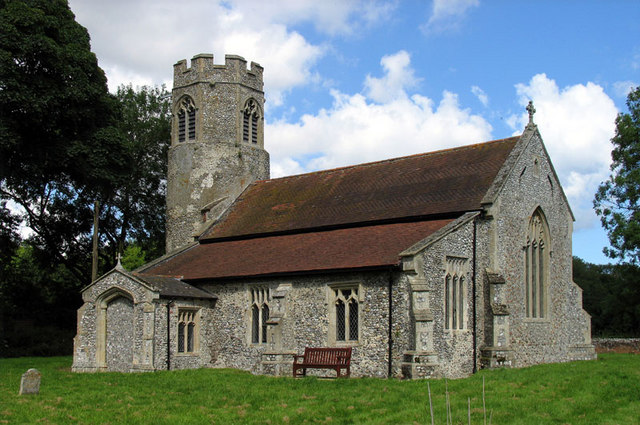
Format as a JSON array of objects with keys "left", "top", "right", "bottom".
[{"left": 69, "top": 0, "right": 639, "bottom": 265}]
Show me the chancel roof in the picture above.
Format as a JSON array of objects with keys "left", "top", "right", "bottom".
[
  {"left": 142, "top": 136, "right": 519, "bottom": 280},
  {"left": 202, "top": 137, "right": 519, "bottom": 241}
]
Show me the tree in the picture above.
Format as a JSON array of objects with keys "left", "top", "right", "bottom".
[
  {"left": 0, "top": 2, "right": 171, "bottom": 355},
  {"left": 594, "top": 86, "right": 640, "bottom": 264},
  {"left": 97, "top": 85, "right": 171, "bottom": 263},
  {"left": 0, "top": 0, "right": 129, "bottom": 284},
  {"left": 574, "top": 256, "right": 640, "bottom": 337}
]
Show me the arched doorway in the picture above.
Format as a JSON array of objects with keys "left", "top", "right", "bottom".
[{"left": 106, "top": 295, "right": 134, "bottom": 371}]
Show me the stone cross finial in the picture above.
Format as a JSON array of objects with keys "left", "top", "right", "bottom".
[
  {"left": 116, "top": 252, "right": 123, "bottom": 270},
  {"left": 526, "top": 100, "right": 536, "bottom": 125}
]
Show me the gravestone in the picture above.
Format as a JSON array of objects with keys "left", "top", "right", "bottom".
[{"left": 18, "top": 368, "right": 41, "bottom": 395}]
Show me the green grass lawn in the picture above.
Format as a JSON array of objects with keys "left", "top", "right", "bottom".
[{"left": 0, "top": 354, "right": 638, "bottom": 424}]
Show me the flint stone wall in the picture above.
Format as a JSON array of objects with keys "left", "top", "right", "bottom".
[
  {"left": 484, "top": 128, "right": 595, "bottom": 367},
  {"left": 201, "top": 270, "right": 411, "bottom": 378}
]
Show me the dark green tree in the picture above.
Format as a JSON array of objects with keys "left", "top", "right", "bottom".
[
  {"left": 97, "top": 85, "right": 171, "bottom": 264},
  {"left": 0, "top": 0, "right": 129, "bottom": 284},
  {"left": 0, "top": 2, "right": 171, "bottom": 355},
  {"left": 574, "top": 256, "right": 640, "bottom": 336},
  {"left": 594, "top": 86, "right": 640, "bottom": 264}
]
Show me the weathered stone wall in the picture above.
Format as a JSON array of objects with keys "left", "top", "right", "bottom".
[
  {"left": 481, "top": 127, "right": 595, "bottom": 367},
  {"left": 414, "top": 219, "right": 479, "bottom": 378},
  {"left": 199, "top": 270, "right": 411, "bottom": 378},
  {"left": 72, "top": 271, "right": 159, "bottom": 372},
  {"left": 166, "top": 54, "right": 270, "bottom": 252},
  {"left": 73, "top": 270, "right": 217, "bottom": 372}
]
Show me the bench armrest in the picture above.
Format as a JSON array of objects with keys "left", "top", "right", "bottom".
[{"left": 292, "top": 354, "right": 305, "bottom": 363}]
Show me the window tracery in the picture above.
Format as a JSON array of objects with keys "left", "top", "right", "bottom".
[
  {"left": 178, "top": 309, "right": 197, "bottom": 353},
  {"left": 525, "top": 209, "right": 549, "bottom": 318},
  {"left": 444, "top": 257, "right": 467, "bottom": 330},
  {"left": 177, "top": 97, "right": 196, "bottom": 143},
  {"left": 251, "top": 287, "right": 270, "bottom": 344},
  {"left": 242, "top": 99, "right": 260, "bottom": 144}
]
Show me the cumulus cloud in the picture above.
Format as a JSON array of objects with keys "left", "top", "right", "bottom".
[
  {"left": 508, "top": 74, "right": 618, "bottom": 230},
  {"left": 423, "top": 0, "right": 480, "bottom": 33},
  {"left": 69, "top": 0, "right": 326, "bottom": 103},
  {"left": 364, "top": 51, "right": 420, "bottom": 103},
  {"left": 224, "top": 0, "right": 396, "bottom": 36},
  {"left": 267, "top": 51, "right": 492, "bottom": 177}
]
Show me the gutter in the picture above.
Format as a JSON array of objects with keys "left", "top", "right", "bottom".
[
  {"left": 387, "top": 270, "right": 394, "bottom": 378},
  {"left": 166, "top": 299, "right": 175, "bottom": 370},
  {"left": 472, "top": 217, "right": 478, "bottom": 373}
]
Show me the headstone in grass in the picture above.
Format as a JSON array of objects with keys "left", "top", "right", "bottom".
[{"left": 19, "top": 369, "right": 41, "bottom": 395}]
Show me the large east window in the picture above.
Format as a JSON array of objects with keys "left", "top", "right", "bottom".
[{"left": 525, "top": 209, "right": 549, "bottom": 318}]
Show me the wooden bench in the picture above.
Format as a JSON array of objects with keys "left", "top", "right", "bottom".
[{"left": 292, "top": 347, "right": 352, "bottom": 378}]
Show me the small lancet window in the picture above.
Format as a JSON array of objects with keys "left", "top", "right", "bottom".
[
  {"left": 525, "top": 209, "right": 549, "bottom": 318},
  {"left": 242, "top": 99, "right": 261, "bottom": 144},
  {"left": 177, "top": 97, "right": 196, "bottom": 143}
]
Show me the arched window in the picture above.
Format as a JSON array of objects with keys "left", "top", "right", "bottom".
[
  {"left": 177, "top": 97, "right": 196, "bottom": 143},
  {"left": 444, "top": 257, "right": 467, "bottom": 330},
  {"left": 525, "top": 209, "right": 549, "bottom": 318},
  {"left": 250, "top": 287, "right": 270, "bottom": 344},
  {"left": 177, "top": 309, "right": 197, "bottom": 353},
  {"left": 333, "top": 287, "right": 359, "bottom": 342},
  {"left": 242, "top": 99, "right": 261, "bottom": 144}
]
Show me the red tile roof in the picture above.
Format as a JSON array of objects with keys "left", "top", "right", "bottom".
[
  {"left": 202, "top": 137, "right": 519, "bottom": 241},
  {"left": 145, "top": 219, "right": 453, "bottom": 280},
  {"left": 142, "top": 136, "right": 520, "bottom": 281}
]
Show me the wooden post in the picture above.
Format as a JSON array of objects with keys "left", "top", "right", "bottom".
[{"left": 91, "top": 200, "right": 99, "bottom": 282}]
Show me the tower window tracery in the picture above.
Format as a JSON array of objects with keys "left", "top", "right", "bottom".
[
  {"left": 177, "top": 97, "right": 196, "bottom": 143},
  {"left": 242, "top": 99, "right": 261, "bottom": 144}
]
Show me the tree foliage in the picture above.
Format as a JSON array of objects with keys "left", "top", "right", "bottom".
[
  {"left": 0, "top": 1, "right": 171, "bottom": 356},
  {"left": 573, "top": 256, "right": 640, "bottom": 336},
  {"left": 98, "top": 85, "right": 171, "bottom": 263},
  {"left": 594, "top": 86, "right": 640, "bottom": 264}
]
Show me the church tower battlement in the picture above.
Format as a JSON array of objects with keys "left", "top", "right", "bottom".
[{"left": 166, "top": 54, "right": 270, "bottom": 253}]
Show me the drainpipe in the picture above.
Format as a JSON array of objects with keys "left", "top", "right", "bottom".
[
  {"left": 472, "top": 217, "right": 478, "bottom": 374},
  {"left": 166, "top": 299, "right": 174, "bottom": 370},
  {"left": 387, "top": 270, "right": 393, "bottom": 378}
]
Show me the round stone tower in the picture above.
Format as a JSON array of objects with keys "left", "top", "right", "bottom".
[{"left": 166, "top": 54, "right": 270, "bottom": 252}]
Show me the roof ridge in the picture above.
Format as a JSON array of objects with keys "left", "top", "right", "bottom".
[{"left": 256, "top": 136, "right": 520, "bottom": 184}]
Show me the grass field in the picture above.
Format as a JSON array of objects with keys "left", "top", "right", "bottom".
[{"left": 0, "top": 354, "right": 638, "bottom": 424}]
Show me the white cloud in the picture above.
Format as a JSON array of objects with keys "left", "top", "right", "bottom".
[
  {"left": 423, "top": 0, "right": 480, "bottom": 33},
  {"left": 224, "top": 0, "right": 396, "bottom": 36},
  {"left": 509, "top": 74, "right": 618, "bottom": 230},
  {"left": 267, "top": 51, "right": 492, "bottom": 177},
  {"left": 471, "top": 85, "right": 489, "bottom": 106},
  {"left": 69, "top": 0, "right": 326, "bottom": 103},
  {"left": 364, "top": 51, "right": 420, "bottom": 103}
]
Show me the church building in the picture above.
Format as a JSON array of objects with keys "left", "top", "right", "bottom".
[{"left": 72, "top": 54, "right": 596, "bottom": 378}]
